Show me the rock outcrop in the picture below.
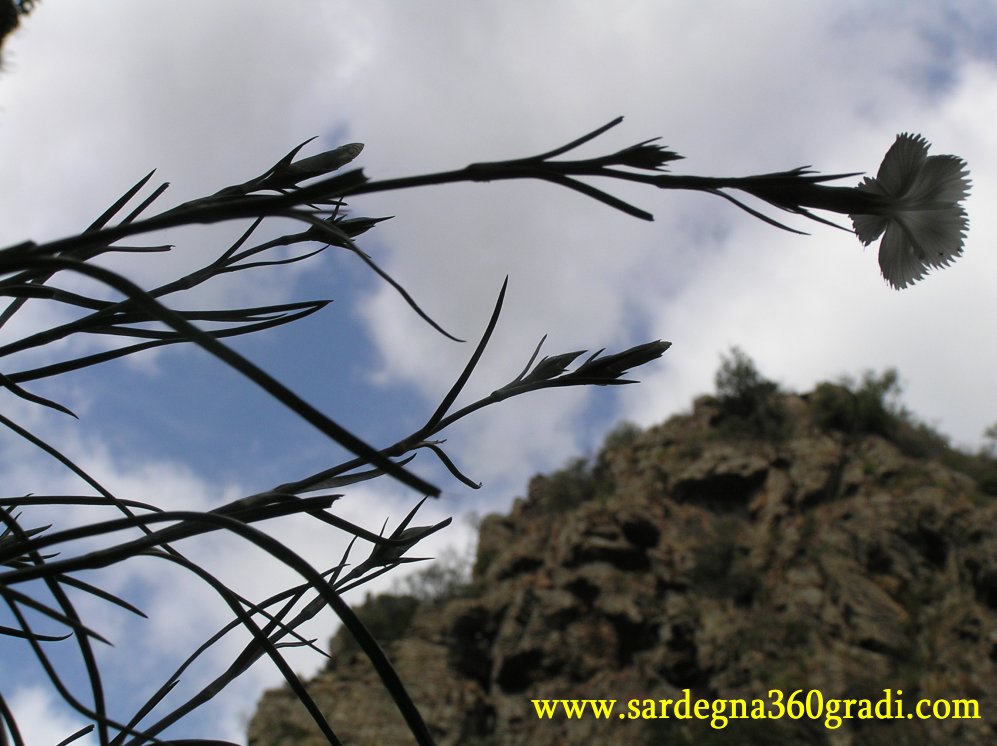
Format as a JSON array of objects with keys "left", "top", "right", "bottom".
[{"left": 249, "top": 389, "right": 997, "bottom": 745}]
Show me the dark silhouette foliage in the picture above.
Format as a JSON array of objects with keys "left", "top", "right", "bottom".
[{"left": 712, "top": 347, "right": 788, "bottom": 439}]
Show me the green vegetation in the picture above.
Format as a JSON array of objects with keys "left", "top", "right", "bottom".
[
  {"left": 331, "top": 548, "right": 473, "bottom": 657},
  {"left": 599, "top": 420, "right": 642, "bottom": 453},
  {"left": 703, "top": 348, "right": 997, "bottom": 496},
  {"left": 529, "top": 457, "right": 599, "bottom": 514},
  {"left": 809, "top": 368, "right": 997, "bottom": 496},
  {"left": 525, "top": 420, "right": 645, "bottom": 516},
  {"left": 331, "top": 593, "right": 421, "bottom": 656},
  {"left": 521, "top": 350, "right": 997, "bottom": 510},
  {"left": 713, "top": 347, "right": 789, "bottom": 440},
  {"left": 810, "top": 370, "right": 901, "bottom": 438},
  {"left": 394, "top": 546, "right": 472, "bottom": 603}
]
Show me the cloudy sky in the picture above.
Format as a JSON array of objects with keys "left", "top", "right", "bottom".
[{"left": 2, "top": 1, "right": 996, "bottom": 742}]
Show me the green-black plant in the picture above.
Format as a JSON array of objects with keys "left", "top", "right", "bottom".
[
  {"left": 527, "top": 457, "right": 598, "bottom": 515},
  {"left": 712, "top": 347, "right": 788, "bottom": 440},
  {"left": 329, "top": 593, "right": 421, "bottom": 658},
  {"left": 1, "top": 109, "right": 970, "bottom": 745},
  {"left": 599, "top": 420, "right": 642, "bottom": 454},
  {"left": 392, "top": 546, "right": 472, "bottom": 604},
  {"left": 811, "top": 370, "right": 997, "bottom": 495},
  {"left": 810, "top": 369, "right": 902, "bottom": 438}
]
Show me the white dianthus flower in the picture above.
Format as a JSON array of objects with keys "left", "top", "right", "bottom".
[{"left": 850, "top": 133, "right": 970, "bottom": 289}]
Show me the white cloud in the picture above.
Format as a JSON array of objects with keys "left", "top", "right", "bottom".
[{"left": 5, "top": 685, "right": 95, "bottom": 746}]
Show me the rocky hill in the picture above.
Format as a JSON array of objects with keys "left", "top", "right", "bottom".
[{"left": 248, "top": 368, "right": 997, "bottom": 745}]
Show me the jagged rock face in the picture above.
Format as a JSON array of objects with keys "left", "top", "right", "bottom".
[{"left": 249, "top": 394, "right": 997, "bottom": 745}]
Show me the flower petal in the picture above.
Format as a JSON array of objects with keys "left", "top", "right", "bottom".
[
  {"left": 855, "top": 174, "right": 887, "bottom": 197},
  {"left": 878, "top": 223, "right": 928, "bottom": 289},
  {"left": 876, "top": 207, "right": 967, "bottom": 289},
  {"left": 851, "top": 213, "right": 888, "bottom": 245},
  {"left": 911, "top": 154, "right": 972, "bottom": 204},
  {"left": 896, "top": 207, "right": 967, "bottom": 268},
  {"left": 876, "top": 133, "right": 930, "bottom": 196}
]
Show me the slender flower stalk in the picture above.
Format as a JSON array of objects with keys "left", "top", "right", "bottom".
[
  {"left": 10, "top": 119, "right": 970, "bottom": 291},
  {"left": 714, "top": 134, "right": 971, "bottom": 289},
  {"left": 336, "top": 122, "right": 970, "bottom": 289}
]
